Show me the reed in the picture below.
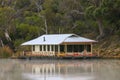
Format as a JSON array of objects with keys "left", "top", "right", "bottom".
[{"left": 0, "top": 46, "right": 13, "bottom": 58}]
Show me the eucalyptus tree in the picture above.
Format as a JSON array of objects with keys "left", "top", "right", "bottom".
[
  {"left": 81, "top": 0, "right": 120, "bottom": 39},
  {"left": 30, "top": 0, "right": 48, "bottom": 34},
  {"left": 102, "top": 0, "right": 120, "bottom": 33},
  {"left": 0, "top": 6, "right": 15, "bottom": 47},
  {"left": 83, "top": 0, "right": 106, "bottom": 40}
]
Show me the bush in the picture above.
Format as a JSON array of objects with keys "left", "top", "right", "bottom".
[{"left": 0, "top": 46, "right": 13, "bottom": 58}]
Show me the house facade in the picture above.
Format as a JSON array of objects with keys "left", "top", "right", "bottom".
[{"left": 21, "top": 34, "right": 96, "bottom": 58}]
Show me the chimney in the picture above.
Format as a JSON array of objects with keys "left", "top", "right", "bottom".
[{"left": 43, "top": 37, "right": 46, "bottom": 42}]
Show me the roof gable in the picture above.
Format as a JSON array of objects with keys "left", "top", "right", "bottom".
[{"left": 64, "top": 36, "right": 96, "bottom": 43}]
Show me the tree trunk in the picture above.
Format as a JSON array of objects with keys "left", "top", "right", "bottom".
[
  {"left": 33, "top": 0, "right": 48, "bottom": 34},
  {"left": 44, "top": 18, "right": 48, "bottom": 34},
  {"left": 0, "top": 38, "right": 4, "bottom": 47},
  {"left": 96, "top": 19, "right": 104, "bottom": 40},
  {"left": 4, "top": 29, "right": 11, "bottom": 41}
]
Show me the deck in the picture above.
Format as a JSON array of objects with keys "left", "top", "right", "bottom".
[{"left": 17, "top": 51, "right": 99, "bottom": 59}]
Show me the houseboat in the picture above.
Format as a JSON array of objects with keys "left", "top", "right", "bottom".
[{"left": 21, "top": 34, "right": 97, "bottom": 58}]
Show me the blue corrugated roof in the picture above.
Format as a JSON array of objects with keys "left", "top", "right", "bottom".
[{"left": 21, "top": 34, "right": 96, "bottom": 45}]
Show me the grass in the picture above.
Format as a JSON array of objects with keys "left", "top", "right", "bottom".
[{"left": 0, "top": 46, "right": 13, "bottom": 58}]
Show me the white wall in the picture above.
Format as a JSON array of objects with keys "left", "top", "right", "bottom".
[
  {"left": 35, "top": 45, "right": 39, "bottom": 52},
  {"left": 32, "top": 45, "right": 56, "bottom": 56}
]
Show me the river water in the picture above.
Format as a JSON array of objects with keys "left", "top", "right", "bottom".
[{"left": 0, "top": 59, "right": 120, "bottom": 80}]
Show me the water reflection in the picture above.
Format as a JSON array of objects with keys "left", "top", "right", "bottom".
[
  {"left": 0, "top": 59, "right": 120, "bottom": 80},
  {"left": 22, "top": 60, "right": 95, "bottom": 80}
]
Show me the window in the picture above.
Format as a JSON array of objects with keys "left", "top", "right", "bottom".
[
  {"left": 39, "top": 45, "right": 42, "bottom": 51},
  {"left": 51, "top": 45, "right": 54, "bottom": 51},
  {"left": 67, "top": 45, "right": 73, "bottom": 52},
  {"left": 60, "top": 45, "right": 64, "bottom": 52},
  {"left": 55, "top": 45, "right": 58, "bottom": 52},
  {"left": 43, "top": 45, "right": 46, "bottom": 51},
  {"left": 78, "top": 45, "right": 84, "bottom": 52},
  {"left": 33, "top": 45, "right": 35, "bottom": 51},
  {"left": 87, "top": 45, "right": 91, "bottom": 52},
  {"left": 67, "top": 45, "right": 85, "bottom": 52},
  {"left": 74, "top": 45, "right": 79, "bottom": 52},
  {"left": 48, "top": 45, "right": 50, "bottom": 51}
]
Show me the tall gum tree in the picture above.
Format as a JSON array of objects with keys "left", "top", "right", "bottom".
[
  {"left": 0, "top": 7, "right": 15, "bottom": 47},
  {"left": 31, "top": 0, "right": 48, "bottom": 34},
  {"left": 85, "top": 0, "right": 105, "bottom": 40}
]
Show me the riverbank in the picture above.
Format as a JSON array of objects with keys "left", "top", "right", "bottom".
[
  {"left": 92, "top": 35, "right": 120, "bottom": 59},
  {"left": 94, "top": 48, "right": 120, "bottom": 59}
]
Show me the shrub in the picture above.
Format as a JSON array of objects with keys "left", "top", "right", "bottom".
[{"left": 0, "top": 46, "right": 13, "bottom": 58}]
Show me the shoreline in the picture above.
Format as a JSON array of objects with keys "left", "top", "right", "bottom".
[{"left": 10, "top": 56, "right": 120, "bottom": 60}]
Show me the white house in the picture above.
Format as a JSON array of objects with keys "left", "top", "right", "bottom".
[{"left": 21, "top": 34, "right": 97, "bottom": 58}]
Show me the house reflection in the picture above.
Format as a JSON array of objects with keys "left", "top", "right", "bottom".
[
  {"left": 32, "top": 63, "right": 55, "bottom": 75},
  {"left": 0, "top": 60, "right": 119, "bottom": 80},
  {"left": 22, "top": 61, "right": 95, "bottom": 76}
]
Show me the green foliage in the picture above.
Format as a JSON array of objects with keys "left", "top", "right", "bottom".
[
  {"left": 15, "top": 0, "right": 31, "bottom": 9},
  {"left": 0, "top": 7, "right": 15, "bottom": 27},
  {"left": 25, "top": 15, "right": 44, "bottom": 26},
  {"left": 85, "top": 6, "right": 95, "bottom": 19},
  {"left": 16, "top": 23, "right": 39, "bottom": 40},
  {"left": 0, "top": 0, "right": 120, "bottom": 54},
  {"left": 14, "top": 39, "right": 25, "bottom": 48}
]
